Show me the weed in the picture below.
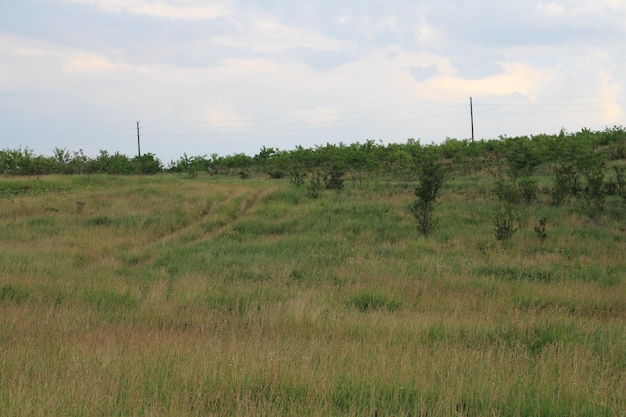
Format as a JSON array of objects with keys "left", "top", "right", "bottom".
[
  {"left": 534, "top": 217, "right": 548, "bottom": 242},
  {"left": 349, "top": 291, "right": 401, "bottom": 312}
]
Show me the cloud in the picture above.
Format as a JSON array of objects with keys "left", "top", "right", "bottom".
[
  {"left": 62, "top": 0, "right": 231, "bottom": 19},
  {"left": 448, "top": 62, "right": 554, "bottom": 97},
  {"left": 409, "top": 65, "right": 439, "bottom": 82},
  {"left": 535, "top": 2, "right": 568, "bottom": 17},
  {"left": 0, "top": 35, "right": 141, "bottom": 86},
  {"left": 211, "top": 17, "right": 349, "bottom": 53}
]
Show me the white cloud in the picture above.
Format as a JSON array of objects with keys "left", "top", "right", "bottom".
[
  {"left": 535, "top": 2, "right": 567, "bottom": 17},
  {"left": 62, "top": 0, "right": 231, "bottom": 19},
  {"left": 417, "top": 62, "right": 553, "bottom": 100},
  {"left": 212, "top": 18, "right": 348, "bottom": 52},
  {"left": 536, "top": 0, "right": 626, "bottom": 18},
  {"left": 414, "top": 17, "right": 444, "bottom": 47},
  {"left": 0, "top": 35, "right": 140, "bottom": 87}
]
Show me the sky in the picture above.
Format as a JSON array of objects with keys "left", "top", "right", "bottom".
[{"left": 1, "top": 0, "right": 625, "bottom": 164}]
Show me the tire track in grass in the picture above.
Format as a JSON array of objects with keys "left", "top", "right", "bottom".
[{"left": 124, "top": 184, "right": 278, "bottom": 269}]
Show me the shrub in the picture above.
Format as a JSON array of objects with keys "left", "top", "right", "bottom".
[
  {"left": 494, "top": 177, "right": 521, "bottom": 205},
  {"left": 324, "top": 169, "right": 345, "bottom": 190},
  {"left": 518, "top": 178, "right": 538, "bottom": 204},
  {"left": 580, "top": 163, "right": 606, "bottom": 214},
  {"left": 289, "top": 169, "right": 306, "bottom": 187},
  {"left": 409, "top": 156, "right": 445, "bottom": 236},
  {"left": 494, "top": 206, "right": 518, "bottom": 241},
  {"left": 306, "top": 171, "right": 324, "bottom": 199},
  {"left": 551, "top": 163, "right": 580, "bottom": 206},
  {"left": 607, "top": 167, "right": 626, "bottom": 202}
]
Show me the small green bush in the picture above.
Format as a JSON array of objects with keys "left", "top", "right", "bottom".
[
  {"left": 409, "top": 156, "right": 445, "bottom": 236},
  {"left": 493, "top": 206, "right": 518, "bottom": 241},
  {"left": 306, "top": 171, "right": 324, "bottom": 199}
]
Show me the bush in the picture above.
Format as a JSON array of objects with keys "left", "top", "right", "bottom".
[
  {"left": 551, "top": 163, "right": 580, "bottom": 206},
  {"left": 494, "top": 177, "right": 521, "bottom": 206},
  {"left": 306, "top": 171, "right": 324, "bottom": 199},
  {"left": 289, "top": 170, "right": 306, "bottom": 187},
  {"left": 409, "top": 156, "right": 445, "bottom": 236},
  {"left": 494, "top": 206, "right": 518, "bottom": 241},
  {"left": 518, "top": 178, "right": 538, "bottom": 204},
  {"left": 324, "top": 169, "right": 345, "bottom": 190},
  {"left": 581, "top": 163, "right": 606, "bottom": 214}
]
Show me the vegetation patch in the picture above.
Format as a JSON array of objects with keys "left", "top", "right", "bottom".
[
  {"left": 473, "top": 266, "right": 555, "bottom": 282},
  {"left": 0, "top": 284, "right": 31, "bottom": 304},
  {"left": 348, "top": 291, "right": 402, "bottom": 312}
]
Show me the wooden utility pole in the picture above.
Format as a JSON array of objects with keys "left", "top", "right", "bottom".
[
  {"left": 470, "top": 97, "right": 475, "bottom": 142},
  {"left": 136, "top": 121, "right": 141, "bottom": 157}
]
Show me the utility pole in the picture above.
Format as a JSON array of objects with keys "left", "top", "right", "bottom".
[
  {"left": 470, "top": 97, "right": 475, "bottom": 142},
  {"left": 136, "top": 121, "right": 141, "bottom": 157}
]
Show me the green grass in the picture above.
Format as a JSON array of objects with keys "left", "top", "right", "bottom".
[{"left": 0, "top": 173, "right": 624, "bottom": 416}]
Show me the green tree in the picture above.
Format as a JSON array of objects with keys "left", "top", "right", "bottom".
[
  {"left": 132, "top": 153, "right": 162, "bottom": 175},
  {"left": 409, "top": 154, "right": 445, "bottom": 236}
]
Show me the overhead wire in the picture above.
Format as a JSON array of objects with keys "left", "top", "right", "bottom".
[
  {"left": 4, "top": 94, "right": 624, "bottom": 152},
  {"left": 3, "top": 122, "right": 136, "bottom": 149},
  {"left": 140, "top": 99, "right": 469, "bottom": 138}
]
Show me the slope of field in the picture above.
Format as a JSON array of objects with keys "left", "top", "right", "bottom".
[{"left": 0, "top": 173, "right": 624, "bottom": 416}]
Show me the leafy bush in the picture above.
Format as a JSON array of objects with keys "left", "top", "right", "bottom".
[
  {"left": 306, "top": 171, "right": 324, "bottom": 199},
  {"left": 289, "top": 169, "right": 306, "bottom": 187},
  {"left": 551, "top": 163, "right": 580, "bottom": 206},
  {"left": 518, "top": 178, "right": 538, "bottom": 204},
  {"left": 494, "top": 177, "right": 521, "bottom": 206},
  {"left": 580, "top": 163, "right": 606, "bottom": 215},
  {"left": 409, "top": 156, "right": 445, "bottom": 236},
  {"left": 494, "top": 206, "right": 518, "bottom": 241},
  {"left": 324, "top": 169, "right": 345, "bottom": 190}
]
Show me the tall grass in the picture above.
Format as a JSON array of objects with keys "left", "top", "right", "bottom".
[{"left": 0, "top": 173, "right": 624, "bottom": 416}]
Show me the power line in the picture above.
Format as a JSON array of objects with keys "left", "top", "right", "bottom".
[
  {"left": 3, "top": 93, "right": 623, "bottom": 155},
  {"left": 142, "top": 98, "right": 466, "bottom": 125},
  {"left": 3, "top": 123, "right": 135, "bottom": 148},
  {"left": 141, "top": 110, "right": 466, "bottom": 137}
]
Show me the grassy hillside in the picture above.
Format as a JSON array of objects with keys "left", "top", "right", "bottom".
[{"left": 0, "top": 173, "right": 625, "bottom": 416}]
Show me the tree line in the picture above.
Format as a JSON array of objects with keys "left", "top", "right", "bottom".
[{"left": 1, "top": 126, "right": 625, "bottom": 180}]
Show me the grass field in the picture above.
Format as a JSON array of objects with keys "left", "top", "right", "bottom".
[{"left": 0, "top": 173, "right": 624, "bottom": 416}]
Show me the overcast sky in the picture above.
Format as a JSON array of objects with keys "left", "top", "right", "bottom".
[{"left": 1, "top": 0, "right": 625, "bottom": 163}]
